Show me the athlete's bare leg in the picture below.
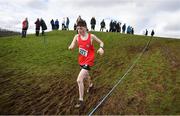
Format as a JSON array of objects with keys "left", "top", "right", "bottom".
[{"left": 76, "top": 69, "right": 89, "bottom": 101}]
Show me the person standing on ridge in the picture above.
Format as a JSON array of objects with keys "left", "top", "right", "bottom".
[{"left": 22, "top": 17, "right": 29, "bottom": 38}]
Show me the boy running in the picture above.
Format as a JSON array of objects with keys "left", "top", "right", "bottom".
[{"left": 68, "top": 19, "right": 104, "bottom": 108}]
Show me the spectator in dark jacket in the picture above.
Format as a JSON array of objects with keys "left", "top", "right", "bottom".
[
  {"left": 90, "top": 17, "right": 96, "bottom": 31},
  {"left": 109, "top": 20, "right": 113, "bottom": 32},
  {"left": 100, "top": 19, "right": 106, "bottom": 32},
  {"left": 145, "top": 29, "right": 148, "bottom": 36},
  {"left": 112, "top": 21, "right": 117, "bottom": 32},
  {"left": 50, "top": 19, "right": 55, "bottom": 30},
  {"left": 151, "top": 29, "right": 155, "bottom": 37},
  {"left": 66, "top": 17, "right": 70, "bottom": 30},
  {"left": 122, "top": 23, "right": 126, "bottom": 33},
  {"left": 55, "top": 19, "right": 59, "bottom": 30},
  {"left": 116, "top": 22, "right": 121, "bottom": 32},
  {"left": 132, "top": 28, "right": 134, "bottom": 34},
  {"left": 40, "top": 18, "right": 47, "bottom": 36},
  {"left": 35, "top": 18, "right": 40, "bottom": 36}
]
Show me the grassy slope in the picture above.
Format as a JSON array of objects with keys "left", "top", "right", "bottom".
[{"left": 0, "top": 31, "right": 179, "bottom": 115}]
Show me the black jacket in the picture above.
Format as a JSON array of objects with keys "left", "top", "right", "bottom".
[{"left": 40, "top": 19, "right": 47, "bottom": 30}]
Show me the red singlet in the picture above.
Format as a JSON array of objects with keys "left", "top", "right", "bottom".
[{"left": 77, "top": 33, "right": 95, "bottom": 66}]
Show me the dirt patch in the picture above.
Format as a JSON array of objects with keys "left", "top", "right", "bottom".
[
  {"left": 127, "top": 46, "right": 144, "bottom": 54},
  {"left": 152, "top": 83, "right": 165, "bottom": 93},
  {"left": 160, "top": 45, "right": 180, "bottom": 70},
  {"left": 0, "top": 75, "right": 112, "bottom": 115}
]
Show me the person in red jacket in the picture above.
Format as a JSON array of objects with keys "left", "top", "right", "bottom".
[
  {"left": 68, "top": 19, "right": 104, "bottom": 108},
  {"left": 22, "top": 18, "right": 28, "bottom": 38}
]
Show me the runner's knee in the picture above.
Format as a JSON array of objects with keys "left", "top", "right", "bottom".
[
  {"left": 77, "top": 75, "right": 84, "bottom": 84},
  {"left": 77, "top": 69, "right": 88, "bottom": 83},
  {"left": 77, "top": 78, "right": 83, "bottom": 84}
]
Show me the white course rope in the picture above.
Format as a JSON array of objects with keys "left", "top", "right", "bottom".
[{"left": 88, "top": 37, "right": 153, "bottom": 116}]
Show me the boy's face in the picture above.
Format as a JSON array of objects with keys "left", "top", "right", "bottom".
[{"left": 77, "top": 26, "right": 87, "bottom": 35}]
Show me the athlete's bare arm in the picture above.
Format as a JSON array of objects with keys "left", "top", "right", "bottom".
[
  {"left": 91, "top": 34, "right": 104, "bottom": 55},
  {"left": 68, "top": 34, "right": 78, "bottom": 50}
]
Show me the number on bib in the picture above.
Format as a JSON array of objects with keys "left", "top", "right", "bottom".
[{"left": 79, "top": 48, "right": 88, "bottom": 57}]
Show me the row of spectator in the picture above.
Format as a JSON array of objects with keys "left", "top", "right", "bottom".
[{"left": 21, "top": 16, "right": 155, "bottom": 37}]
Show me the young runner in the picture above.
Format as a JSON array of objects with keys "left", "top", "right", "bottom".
[{"left": 68, "top": 19, "right": 104, "bottom": 108}]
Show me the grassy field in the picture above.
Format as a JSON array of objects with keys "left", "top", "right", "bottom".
[{"left": 0, "top": 30, "right": 179, "bottom": 115}]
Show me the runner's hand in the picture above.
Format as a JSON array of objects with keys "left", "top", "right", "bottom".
[
  {"left": 97, "top": 48, "right": 104, "bottom": 56},
  {"left": 68, "top": 45, "right": 73, "bottom": 50}
]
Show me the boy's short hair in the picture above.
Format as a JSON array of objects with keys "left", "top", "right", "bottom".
[{"left": 77, "top": 19, "right": 87, "bottom": 28}]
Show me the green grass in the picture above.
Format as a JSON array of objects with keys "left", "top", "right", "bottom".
[{"left": 0, "top": 30, "right": 179, "bottom": 115}]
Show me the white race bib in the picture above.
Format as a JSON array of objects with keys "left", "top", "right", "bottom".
[{"left": 79, "top": 48, "right": 88, "bottom": 57}]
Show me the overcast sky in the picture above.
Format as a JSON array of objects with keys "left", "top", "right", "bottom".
[{"left": 0, "top": 0, "right": 180, "bottom": 38}]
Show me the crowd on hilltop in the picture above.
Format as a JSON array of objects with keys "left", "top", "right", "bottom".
[
  {"left": 50, "top": 17, "right": 70, "bottom": 31},
  {"left": 21, "top": 16, "right": 155, "bottom": 38},
  {"left": 144, "top": 29, "right": 155, "bottom": 37},
  {"left": 22, "top": 18, "right": 47, "bottom": 38},
  {"left": 73, "top": 16, "right": 135, "bottom": 34}
]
